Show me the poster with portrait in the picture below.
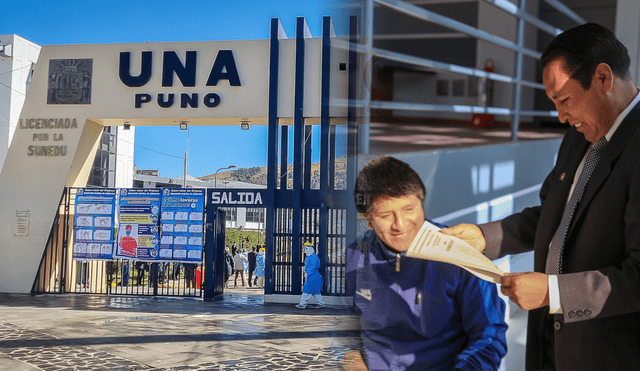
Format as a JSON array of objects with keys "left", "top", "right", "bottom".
[
  {"left": 160, "top": 188, "right": 205, "bottom": 262},
  {"left": 115, "top": 188, "right": 161, "bottom": 260},
  {"left": 73, "top": 188, "right": 117, "bottom": 260}
]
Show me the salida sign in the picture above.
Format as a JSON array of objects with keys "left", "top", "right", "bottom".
[
  {"left": 119, "top": 50, "right": 241, "bottom": 109},
  {"left": 208, "top": 190, "right": 265, "bottom": 206}
]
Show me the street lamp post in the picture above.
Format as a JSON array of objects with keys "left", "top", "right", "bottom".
[
  {"left": 180, "top": 122, "right": 189, "bottom": 188},
  {"left": 215, "top": 165, "right": 237, "bottom": 188}
]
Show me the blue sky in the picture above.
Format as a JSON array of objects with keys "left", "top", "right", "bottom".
[{"left": 4, "top": 0, "right": 353, "bottom": 178}]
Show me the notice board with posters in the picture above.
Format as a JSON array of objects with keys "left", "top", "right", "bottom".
[
  {"left": 159, "top": 188, "right": 205, "bottom": 262},
  {"left": 115, "top": 188, "right": 162, "bottom": 260},
  {"left": 73, "top": 188, "right": 117, "bottom": 260},
  {"left": 72, "top": 187, "right": 205, "bottom": 263}
]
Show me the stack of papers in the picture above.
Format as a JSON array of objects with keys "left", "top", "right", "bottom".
[{"left": 406, "top": 221, "right": 505, "bottom": 283}]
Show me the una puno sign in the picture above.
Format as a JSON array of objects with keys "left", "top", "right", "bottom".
[{"left": 119, "top": 50, "right": 241, "bottom": 109}]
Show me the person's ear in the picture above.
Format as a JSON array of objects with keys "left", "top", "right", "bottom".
[
  {"left": 594, "top": 63, "right": 614, "bottom": 94},
  {"left": 361, "top": 213, "right": 374, "bottom": 230}
]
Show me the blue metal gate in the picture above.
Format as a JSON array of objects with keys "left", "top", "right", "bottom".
[{"left": 263, "top": 16, "right": 358, "bottom": 298}]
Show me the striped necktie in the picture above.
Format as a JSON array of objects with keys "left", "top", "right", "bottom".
[{"left": 545, "top": 136, "right": 608, "bottom": 274}]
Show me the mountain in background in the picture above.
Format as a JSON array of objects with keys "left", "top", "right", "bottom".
[{"left": 198, "top": 157, "right": 347, "bottom": 189}]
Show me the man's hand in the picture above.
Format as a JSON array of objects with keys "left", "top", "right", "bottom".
[
  {"left": 500, "top": 272, "right": 549, "bottom": 310},
  {"left": 341, "top": 350, "right": 368, "bottom": 371},
  {"left": 441, "top": 223, "right": 486, "bottom": 253}
]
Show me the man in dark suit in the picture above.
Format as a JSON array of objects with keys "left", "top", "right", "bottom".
[
  {"left": 248, "top": 246, "right": 258, "bottom": 287},
  {"left": 443, "top": 23, "right": 640, "bottom": 370}
]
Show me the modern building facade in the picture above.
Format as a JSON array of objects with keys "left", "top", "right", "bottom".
[{"left": 359, "top": 0, "right": 639, "bottom": 132}]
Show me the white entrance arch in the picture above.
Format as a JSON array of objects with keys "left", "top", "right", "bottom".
[{"left": 0, "top": 18, "right": 349, "bottom": 293}]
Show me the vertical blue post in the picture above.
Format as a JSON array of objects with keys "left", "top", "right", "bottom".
[
  {"left": 346, "top": 15, "right": 359, "bottom": 247},
  {"left": 203, "top": 206, "right": 225, "bottom": 301},
  {"left": 151, "top": 263, "right": 158, "bottom": 297},
  {"left": 292, "top": 17, "right": 311, "bottom": 295},
  {"left": 203, "top": 204, "right": 215, "bottom": 300},
  {"left": 329, "top": 125, "right": 336, "bottom": 189},
  {"left": 281, "top": 126, "right": 289, "bottom": 190},
  {"left": 304, "top": 125, "right": 313, "bottom": 188},
  {"left": 279, "top": 126, "right": 288, "bottom": 291},
  {"left": 265, "top": 18, "right": 285, "bottom": 295},
  {"left": 360, "top": 0, "right": 374, "bottom": 154},
  {"left": 318, "top": 16, "right": 334, "bottom": 290}
]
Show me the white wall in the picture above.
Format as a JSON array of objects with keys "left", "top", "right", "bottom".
[
  {"left": 0, "top": 35, "right": 40, "bottom": 173},
  {"left": 615, "top": 0, "right": 640, "bottom": 87}
]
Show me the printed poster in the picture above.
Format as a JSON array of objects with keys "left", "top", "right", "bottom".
[
  {"left": 73, "top": 188, "right": 117, "bottom": 260},
  {"left": 160, "top": 188, "right": 205, "bottom": 262},
  {"left": 115, "top": 188, "right": 161, "bottom": 260}
]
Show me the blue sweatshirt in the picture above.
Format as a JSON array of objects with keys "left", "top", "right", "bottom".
[{"left": 346, "top": 228, "right": 508, "bottom": 371}]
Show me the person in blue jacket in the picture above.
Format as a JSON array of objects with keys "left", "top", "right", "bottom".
[
  {"left": 343, "top": 156, "right": 507, "bottom": 371},
  {"left": 295, "top": 241, "right": 326, "bottom": 309},
  {"left": 253, "top": 247, "right": 266, "bottom": 288}
]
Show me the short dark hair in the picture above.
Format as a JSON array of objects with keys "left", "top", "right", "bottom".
[
  {"left": 540, "top": 23, "right": 631, "bottom": 90},
  {"left": 354, "top": 156, "right": 426, "bottom": 214}
]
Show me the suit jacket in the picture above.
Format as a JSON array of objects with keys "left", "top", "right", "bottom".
[
  {"left": 248, "top": 250, "right": 258, "bottom": 271},
  {"left": 481, "top": 101, "right": 640, "bottom": 371}
]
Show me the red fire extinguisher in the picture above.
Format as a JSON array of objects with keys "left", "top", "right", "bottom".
[{"left": 472, "top": 58, "right": 496, "bottom": 128}]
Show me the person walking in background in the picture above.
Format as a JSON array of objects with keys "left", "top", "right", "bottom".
[
  {"left": 135, "top": 261, "right": 147, "bottom": 286},
  {"left": 295, "top": 241, "right": 325, "bottom": 309},
  {"left": 183, "top": 263, "right": 196, "bottom": 289},
  {"left": 242, "top": 249, "right": 249, "bottom": 276},
  {"left": 231, "top": 242, "right": 237, "bottom": 256},
  {"left": 157, "top": 262, "right": 167, "bottom": 286},
  {"left": 254, "top": 247, "right": 265, "bottom": 288},
  {"left": 248, "top": 246, "right": 258, "bottom": 287},
  {"left": 120, "top": 260, "right": 130, "bottom": 287},
  {"left": 172, "top": 263, "right": 180, "bottom": 282},
  {"left": 233, "top": 249, "right": 247, "bottom": 287},
  {"left": 224, "top": 247, "right": 234, "bottom": 288}
]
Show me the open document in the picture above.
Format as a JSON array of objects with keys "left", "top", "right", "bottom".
[{"left": 406, "top": 221, "right": 505, "bottom": 283}]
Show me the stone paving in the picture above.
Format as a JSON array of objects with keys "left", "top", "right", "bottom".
[{"left": 0, "top": 290, "right": 361, "bottom": 370}]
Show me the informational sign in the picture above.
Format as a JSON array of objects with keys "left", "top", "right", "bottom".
[
  {"left": 73, "top": 188, "right": 117, "bottom": 260},
  {"left": 14, "top": 210, "right": 30, "bottom": 237},
  {"left": 115, "top": 188, "right": 161, "bottom": 260},
  {"left": 160, "top": 188, "right": 205, "bottom": 262}
]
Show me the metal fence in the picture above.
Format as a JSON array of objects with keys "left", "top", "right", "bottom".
[
  {"left": 357, "top": 0, "right": 586, "bottom": 143},
  {"left": 34, "top": 187, "right": 348, "bottom": 298},
  {"left": 270, "top": 207, "right": 348, "bottom": 295},
  {"left": 32, "top": 187, "right": 202, "bottom": 297}
]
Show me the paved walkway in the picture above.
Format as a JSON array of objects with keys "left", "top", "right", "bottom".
[{"left": 0, "top": 288, "right": 361, "bottom": 370}]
